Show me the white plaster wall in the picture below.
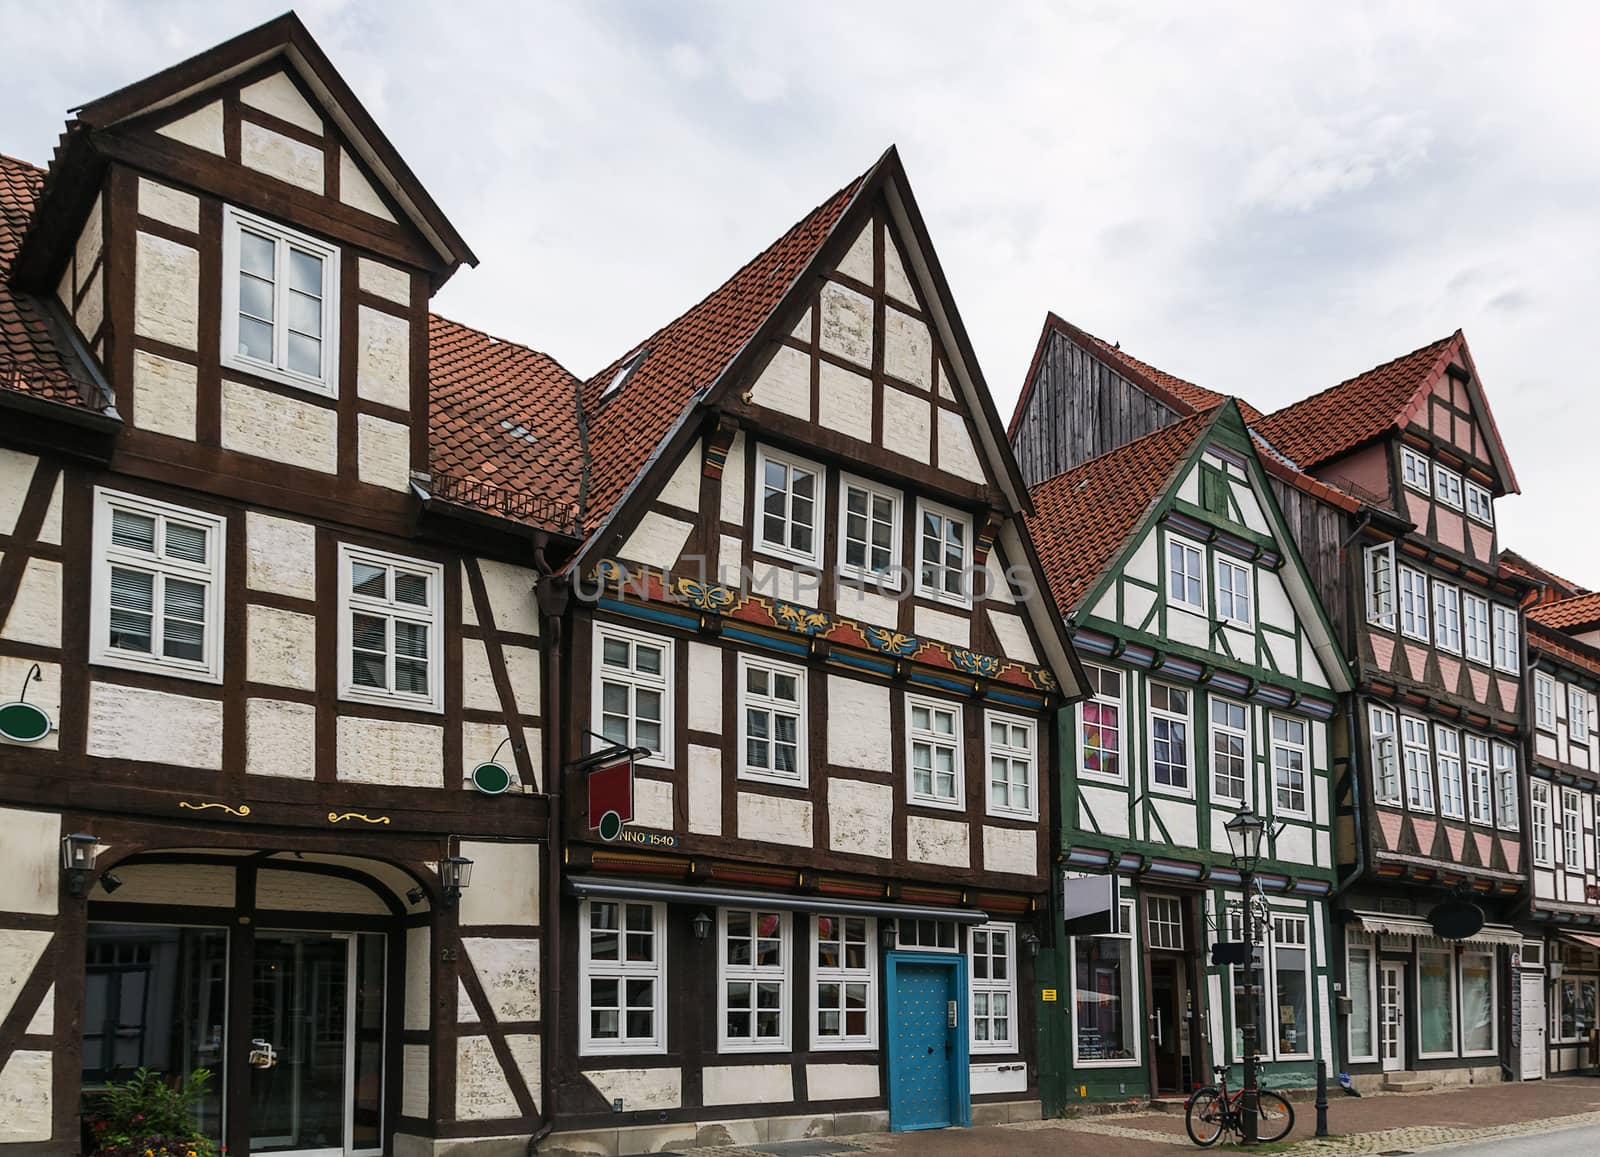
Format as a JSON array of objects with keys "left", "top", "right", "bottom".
[
  {"left": 1152, "top": 797, "right": 1197, "bottom": 848},
  {"left": 462, "top": 637, "right": 501, "bottom": 712},
  {"left": 156, "top": 101, "right": 224, "bottom": 155},
  {"left": 749, "top": 345, "right": 811, "bottom": 419},
  {"left": 883, "top": 308, "right": 931, "bottom": 390},
  {"left": 357, "top": 413, "right": 412, "bottom": 490},
  {"left": 791, "top": 307, "right": 813, "bottom": 339},
  {"left": 74, "top": 192, "right": 103, "bottom": 277},
  {"left": 458, "top": 840, "right": 539, "bottom": 927},
  {"left": 405, "top": 926, "right": 431, "bottom": 1030},
  {"left": 36, "top": 477, "right": 60, "bottom": 546},
  {"left": 340, "top": 150, "right": 396, "bottom": 221},
  {"left": 26, "top": 984, "right": 54, "bottom": 1036},
  {"left": 620, "top": 511, "right": 693, "bottom": 570},
  {"left": 703, "top": 1064, "right": 793, "bottom": 1106},
  {"left": 137, "top": 177, "right": 199, "bottom": 232},
  {"left": 937, "top": 409, "right": 985, "bottom": 484},
  {"left": 0, "top": 558, "right": 61, "bottom": 647},
  {"left": 76, "top": 265, "right": 105, "bottom": 341},
  {"left": 247, "top": 604, "right": 317, "bottom": 689},
  {"left": 907, "top": 814, "right": 971, "bottom": 867},
  {"left": 470, "top": 559, "right": 540, "bottom": 634},
  {"left": 807, "top": 1063, "right": 880, "bottom": 1101},
  {"left": 98, "top": 864, "right": 234, "bottom": 907},
  {"left": 583, "top": 1067, "right": 681, "bottom": 1112},
  {"left": 0, "top": 656, "right": 58, "bottom": 751},
  {"left": 1126, "top": 534, "right": 1159, "bottom": 584},
  {"left": 819, "top": 282, "right": 874, "bottom": 369},
  {"left": 687, "top": 643, "right": 722, "bottom": 732},
  {"left": 750, "top": 560, "right": 820, "bottom": 608},
  {"left": 913, "top": 604, "right": 970, "bottom": 649},
  {"left": 884, "top": 236, "right": 916, "bottom": 306},
  {"left": 818, "top": 361, "right": 873, "bottom": 441},
  {"left": 241, "top": 121, "right": 324, "bottom": 193},
  {"left": 835, "top": 584, "right": 899, "bottom": 629},
  {"left": 982, "top": 826, "right": 1037, "bottom": 876},
  {"left": 463, "top": 937, "right": 541, "bottom": 1022},
  {"left": 132, "top": 350, "right": 198, "bottom": 440},
  {"left": 986, "top": 610, "right": 1037, "bottom": 664},
  {"left": 1167, "top": 608, "right": 1210, "bottom": 650},
  {"left": 688, "top": 744, "right": 723, "bottom": 836},
  {"left": 241, "top": 72, "right": 322, "bottom": 133},
  {"left": 504, "top": 644, "right": 544, "bottom": 715},
  {"left": 0, "top": 1051, "right": 51, "bottom": 1143},
  {"left": 658, "top": 441, "right": 703, "bottom": 512},
  {"left": 357, "top": 305, "right": 412, "bottom": 410},
  {"left": 0, "top": 930, "right": 50, "bottom": 1024},
  {"left": 246, "top": 511, "right": 317, "bottom": 599},
  {"left": 719, "top": 433, "right": 747, "bottom": 526},
  {"left": 402, "top": 1044, "right": 430, "bottom": 1117},
  {"left": 134, "top": 231, "right": 199, "bottom": 349},
  {"left": 257, "top": 870, "right": 387, "bottom": 914},
  {"left": 87, "top": 682, "right": 223, "bottom": 769},
  {"left": 827, "top": 778, "right": 893, "bottom": 859},
  {"left": 835, "top": 223, "right": 873, "bottom": 283},
  {"left": 0, "top": 449, "right": 35, "bottom": 536},
  {"left": 245, "top": 698, "right": 316, "bottom": 779},
  {"left": 0, "top": 807, "right": 59, "bottom": 915},
  {"left": 221, "top": 380, "right": 337, "bottom": 473},
  {"left": 718, "top": 533, "right": 744, "bottom": 585},
  {"left": 1081, "top": 785, "right": 1129, "bottom": 838},
  {"left": 634, "top": 778, "right": 675, "bottom": 831},
  {"left": 1258, "top": 571, "right": 1295, "bottom": 632},
  {"left": 463, "top": 719, "right": 538, "bottom": 791},
  {"left": 358, "top": 257, "right": 411, "bottom": 306},
  {"left": 737, "top": 792, "right": 813, "bottom": 848},
  {"left": 880, "top": 385, "right": 929, "bottom": 461},
  {"left": 336, "top": 716, "right": 443, "bottom": 787},
  {"left": 508, "top": 1035, "right": 542, "bottom": 1113},
  {"left": 826, "top": 676, "right": 892, "bottom": 771}
]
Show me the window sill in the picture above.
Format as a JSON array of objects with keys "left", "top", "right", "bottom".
[
  {"left": 1400, "top": 630, "right": 1430, "bottom": 643},
  {"left": 578, "top": 1042, "right": 667, "bottom": 1058},
  {"left": 737, "top": 769, "right": 811, "bottom": 791},
  {"left": 985, "top": 805, "right": 1038, "bottom": 824},
  {"left": 717, "top": 1041, "right": 794, "bottom": 1056},
  {"left": 837, "top": 568, "right": 904, "bottom": 594},
  {"left": 1219, "top": 617, "right": 1254, "bottom": 630},
  {"left": 222, "top": 353, "right": 337, "bottom": 399},
  {"left": 908, "top": 794, "right": 966, "bottom": 813},
  {"left": 339, "top": 686, "right": 444, "bottom": 714},
  {"left": 915, "top": 587, "right": 975, "bottom": 611},
  {"left": 810, "top": 1039, "right": 878, "bottom": 1053},
  {"left": 90, "top": 651, "right": 223, "bottom": 686},
  {"left": 1166, "top": 600, "right": 1206, "bottom": 616},
  {"left": 1072, "top": 1057, "right": 1143, "bottom": 1069},
  {"left": 754, "top": 541, "right": 826, "bottom": 571},
  {"left": 1078, "top": 771, "right": 1127, "bottom": 787},
  {"left": 1151, "top": 783, "right": 1195, "bottom": 801},
  {"left": 971, "top": 1043, "right": 1018, "bottom": 1056}
]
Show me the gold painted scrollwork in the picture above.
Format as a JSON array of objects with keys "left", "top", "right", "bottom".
[
  {"left": 178, "top": 801, "right": 251, "bottom": 817},
  {"left": 328, "top": 812, "right": 392, "bottom": 825}
]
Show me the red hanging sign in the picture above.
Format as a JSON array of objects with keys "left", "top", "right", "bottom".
[{"left": 587, "top": 757, "right": 635, "bottom": 842}]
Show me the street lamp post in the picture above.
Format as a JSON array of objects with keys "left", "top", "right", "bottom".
[{"left": 1225, "top": 806, "right": 1267, "bottom": 1147}]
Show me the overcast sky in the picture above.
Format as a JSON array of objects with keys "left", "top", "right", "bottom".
[{"left": 5, "top": 1, "right": 1597, "bottom": 582}]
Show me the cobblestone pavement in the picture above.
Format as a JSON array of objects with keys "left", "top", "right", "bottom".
[{"left": 662, "top": 1077, "right": 1600, "bottom": 1157}]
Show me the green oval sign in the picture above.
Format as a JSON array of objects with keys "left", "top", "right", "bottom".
[
  {"left": 0, "top": 701, "right": 50, "bottom": 744},
  {"left": 597, "top": 811, "right": 623, "bottom": 842},
  {"left": 470, "top": 762, "right": 512, "bottom": 795}
]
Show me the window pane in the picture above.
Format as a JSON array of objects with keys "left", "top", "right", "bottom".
[
  {"left": 1075, "top": 934, "right": 1135, "bottom": 1061},
  {"left": 394, "top": 620, "right": 428, "bottom": 659},
  {"left": 108, "top": 567, "right": 154, "bottom": 653},
  {"left": 1461, "top": 955, "right": 1493, "bottom": 1052},
  {"left": 351, "top": 613, "right": 388, "bottom": 654},
  {"left": 288, "top": 249, "right": 323, "bottom": 296},
  {"left": 394, "top": 658, "right": 428, "bottom": 694},
  {"left": 238, "top": 316, "right": 274, "bottom": 362},
  {"left": 1349, "top": 949, "right": 1373, "bottom": 1057},
  {"left": 351, "top": 563, "right": 387, "bottom": 598},
  {"left": 393, "top": 571, "right": 430, "bottom": 607},
  {"left": 1418, "top": 952, "right": 1455, "bottom": 1054},
  {"left": 351, "top": 652, "right": 386, "bottom": 689},
  {"left": 239, "top": 272, "right": 274, "bottom": 321},
  {"left": 163, "top": 521, "right": 208, "bottom": 564},
  {"left": 240, "top": 229, "right": 275, "bottom": 277},
  {"left": 111, "top": 510, "right": 157, "bottom": 553},
  {"left": 286, "top": 332, "right": 322, "bottom": 377}
]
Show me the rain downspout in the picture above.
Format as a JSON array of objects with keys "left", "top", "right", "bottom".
[{"left": 1334, "top": 512, "right": 1374, "bottom": 896}]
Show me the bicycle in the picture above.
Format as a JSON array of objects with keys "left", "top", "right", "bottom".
[{"left": 1185, "top": 1061, "right": 1295, "bottom": 1146}]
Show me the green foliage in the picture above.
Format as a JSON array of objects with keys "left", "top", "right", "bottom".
[{"left": 87, "top": 1067, "right": 220, "bottom": 1157}]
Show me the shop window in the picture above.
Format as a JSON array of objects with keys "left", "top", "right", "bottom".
[
  {"left": 813, "top": 913, "right": 875, "bottom": 1050},
  {"left": 970, "top": 922, "right": 1017, "bottom": 1053},
  {"left": 1346, "top": 934, "right": 1377, "bottom": 1063},
  {"left": 1555, "top": 976, "right": 1598, "bottom": 1043},
  {"left": 1418, "top": 948, "right": 1458, "bottom": 1058},
  {"left": 579, "top": 899, "right": 666, "bottom": 1055},
  {"left": 1073, "top": 903, "right": 1138, "bottom": 1066},
  {"left": 1459, "top": 951, "right": 1496, "bottom": 1056},
  {"left": 1147, "top": 895, "right": 1185, "bottom": 950},
  {"left": 719, "top": 909, "right": 791, "bottom": 1052}
]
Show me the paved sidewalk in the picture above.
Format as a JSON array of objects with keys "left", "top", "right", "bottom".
[{"left": 666, "top": 1077, "right": 1600, "bottom": 1157}]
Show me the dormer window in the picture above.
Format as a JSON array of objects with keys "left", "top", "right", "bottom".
[
  {"left": 1464, "top": 482, "right": 1493, "bottom": 525},
  {"left": 1400, "top": 446, "right": 1430, "bottom": 493},
  {"left": 1433, "top": 464, "right": 1464, "bottom": 510},
  {"left": 222, "top": 206, "right": 340, "bottom": 396},
  {"left": 603, "top": 347, "right": 648, "bottom": 399}
]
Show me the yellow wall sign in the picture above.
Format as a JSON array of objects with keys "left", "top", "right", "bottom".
[{"left": 1041, "top": 988, "right": 1058, "bottom": 1002}]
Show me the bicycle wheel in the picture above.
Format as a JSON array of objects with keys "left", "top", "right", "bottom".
[
  {"left": 1185, "top": 1087, "right": 1226, "bottom": 1147},
  {"left": 1254, "top": 1090, "right": 1295, "bottom": 1142}
]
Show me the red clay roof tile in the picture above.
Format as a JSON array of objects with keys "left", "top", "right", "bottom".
[
  {"left": 1528, "top": 591, "right": 1600, "bottom": 633},
  {"left": 1499, "top": 549, "right": 1587, "bottom": 603}
]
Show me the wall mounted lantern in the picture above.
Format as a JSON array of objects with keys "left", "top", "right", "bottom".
[
  {"left": 61, "top": 833, "right": 101, "bottom": 898},
  {"left": 440, "top": 855, "right": 474, "bottom": 908},
  {"left": 691, "top": 911, "right": 713, "bottom": 940}
]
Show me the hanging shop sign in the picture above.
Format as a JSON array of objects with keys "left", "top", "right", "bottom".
[
  {"left": 0, "top": 666, "right": 52, "bottom": 744},
  {"left": 588, "top": 756, "right": 635, "bottom": 842},
  {"left": 471, "top": 761, "right": 513, "bottom": 795}
]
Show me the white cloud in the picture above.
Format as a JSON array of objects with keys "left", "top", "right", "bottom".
[{"left": 3, "top": 0, "right": 1599, "bottom": 578}]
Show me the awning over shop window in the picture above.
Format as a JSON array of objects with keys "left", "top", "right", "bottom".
[
  {"left": 1556, "top": 931, "right": 1600, "bottom": 952},
  {"left": 566, "top": 875, "right": 991, "bottom": 924},
  {"left": 1349, "top": 910, "right": 1522, "bottom": 948}
]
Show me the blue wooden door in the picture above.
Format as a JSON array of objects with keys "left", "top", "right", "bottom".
[{"left": 889, "top": 959, "right": 957, "bottom": 1130}]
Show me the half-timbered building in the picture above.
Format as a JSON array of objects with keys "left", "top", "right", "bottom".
[
  {"left": 1520, "top": 590, "right": 1600, "bottom": 1076},
  {"left": 1020, "top": 397, "right": 1350, "bottom": 1111},
  {"left": 536, "top": 149, "right": 1084, "bottom": 1153},
  {"left": 0, "top": 16, "right": 564, "bottom": 1155},
  {"left": 1253, "top": 333, "right": 1535, "bottom": 1090}
]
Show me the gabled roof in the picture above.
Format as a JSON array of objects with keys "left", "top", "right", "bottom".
[
  {"left": 428, "top": 315, "right": 584, "bottom": 536},
  {"left": 0, "top": 153, "right": 104, "bottom": 411},
  {"left": 1009, "top": 313, "right": 1263, "bottom": 437},
  {"left": 1500, "top": 549, "right": 1587, "bottom": 604},
  {"left": 1528, "top": 592, "right": 1600, "bottom": 634},
  {"left": 17, "top": 11, "right": 473, "bottom": 287},
  {"left": 1252, "top": 330, "right": 1520, "bottom": 494},
  {"left": 1026, "top": 409, "right": 1216, "bottom": 617}
]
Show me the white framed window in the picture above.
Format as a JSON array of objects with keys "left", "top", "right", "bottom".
[
  {"left": 1402, "top": 715, "right": 1435, "bottom": 812},
  {"left": 1463, "top": 593, "right": 1491, "bottom": 665},
  {"left": 1166, "top": 535, "right": 1205, "bottom": 613},
  {"left": 1211, "top": 698, "right": 1249, "bottom": 804},
  {"left": 1149, "top": 683, "right": 1192, "bottom": 796},
  {"left": 719, "top": 909, "right": 791, "bottom": 1052},
  {"left": 1562, "top": 789, "right": 1583, "bottom": 867},
  {"left": 1346, "top": 934, "right": 1379, "bottom": 1064},
  {"left": 1365, "top": 543, "right": 1395, "bottom": 629},
  {"left": 812, "top": 913, "right": 876, "bottom": 1050},
  {"left": 1079, "top": 665, "right": 1124, "bottom": 783},
  {"left": 1433, "top": 464, "right": 1464, "bottom": 510},
  {"left": 1432, "top": 581, "right": 1461, "bottom": 654},
  {"left": 1492, "top": 605, "right": 1519, "bottom": 673},
  {"left": 1531, "top": 780, "right": 1552, "bottom": 866},
  {"left": 1370, "top": 705, "right": 1400, "bottom": 804},
  {"left": 916, "top": 499, "right": 973, "bottom": 607},
  {"left": 1535, "top": 673, "right": 1557, "bottom": 732},
  {"left": 1493, "top": 742, "right": 1519, "bottom": 832},
  {"left": 1554, "top": 976, "right": 1598, "bottom": 1043},
  {"left": 1570, "top": 686, "right": 1590, "bottom": 743},
  {"left": 737, "top": 654, "right": 807, "bottom": 786},
  {"left": 222, "top": 205, "right": 340, "bottom": 395},
  {"left": 1399, "top": 567, "right": 1430, "bottom": 642},
  {"left": 1418, "top": 947, "right": 1458, "bottom": 1059},
  {"left": 985, "top": 711, "right": 1037, "bottom": 819},
  {"left": 1434, "top": 726, "right": 1464, "bottom": 819},
  {"left": 579, "top": 899, "right": 666, "bottom": 1055},
  {"left": 1215, "top": 556, "right": 1253, "bottom": 626},
  {"left": 1459, "top": 950, "right": 1497, "bottom": 1056},
  {"left": 1271, "top": 915, "right": 1312, "bottom": 1060},
  {"left": 837, "top": 474, "right": 902, "bottom": 588},
  {"left": 1147, "top": 895, "right": 1184, "bottom": 950},
  {"left": 1400, "top": 446, "right": 1431, "bottom": 493},
  {"left": 593, "top": 624, "right": 673, "bottom": 767},
  {"left": 337, "top": 544, "right": 444, "bottom": 710},
  {"left": 908, "top": 695, "right": 964, "bottom": 809},
  {"left": 90, "top": 488, "right": 225, "bottom": 683},
  {"left": 895, "top": 919, "right": 957, "bottom": 952},
  {"left": 1272, "top": 715, "right": 1309, "bottom": 816},
  {"left": 1072, "top": 902, "right": 1140, "bottom": 1066},
  {"left": 756, "top": 445, "right": 825, "bottom": 566},
  {"left": 1465, "top": 734, "right": 1493, "bottom": 826},
  {"left": 1464, "top": 481, "right": 1494, "bottom": 525},
  {"left": 970, "top": 922, "right": 1017, "bottom": 1054}
]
